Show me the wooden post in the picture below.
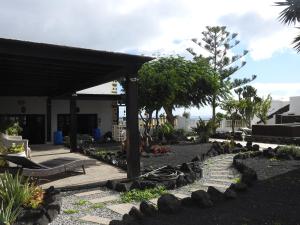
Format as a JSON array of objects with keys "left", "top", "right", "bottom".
[
  {"left": 126, "top": 75, "right": 140, "bottom": 179},
  {"left": 70, "top": 94, "right": 77, "bottom": 152},
  {"left": 46, "top": 98, "right": 52, "bottom": 142}
]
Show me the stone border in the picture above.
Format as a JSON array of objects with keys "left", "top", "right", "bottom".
[
  {"left": 14, "top": 186, "right": 62, "bottom": 225},
  {"left": 108, "top": 149, "right": 258, "bottom": 225},
  {"left": 105, "top": 141, "right": 254, "bottom": 193}
]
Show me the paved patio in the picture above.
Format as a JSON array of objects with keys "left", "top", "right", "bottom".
[{"left": 31, "top": 145, "right": 126, "bottom": 190}]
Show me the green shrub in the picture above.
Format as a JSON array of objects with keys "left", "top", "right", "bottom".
[
  {"left": 0, "top": 172, "right": 44, "bottom": 209},
  {"left": 63, "top": 209, "right": 79, "bottom": 214},
  {"left": 5, "top": 122, "right": 23, "bottom": 136},
  {"left": 121, "top": 186, "right": 167, "bottom": 203},
  {"left": 0, "top": 200, "right": 21, "bottom": 225},
  {"left": 192, "top": 118, "right": 214, "bottom": 143},
  {"left": 156, "top": 122, "right": 175, "bottom": 141},
  {"left": 7, "top": 143, "right": 25, "bottom": 154},
  {"left": 0, "top": 173, "right": 31, "bottom": 209},
  {"left": 277, "top": 145, "right": 300, "bottom": 158}
]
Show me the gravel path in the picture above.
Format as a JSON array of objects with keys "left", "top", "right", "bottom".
[{"left": 51, "top": 152, "right": 239, "bottom": 224}]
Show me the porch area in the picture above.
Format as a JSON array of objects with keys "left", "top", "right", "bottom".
[{"left": 31, "top": 144, "right": 126, "bottom": 190}]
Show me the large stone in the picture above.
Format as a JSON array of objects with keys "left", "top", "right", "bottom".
[
  {"left": 176, "top": 175, "right": 187, "bottom": 187},
  {"left": 109, "top": 220, "right": 124, "bottom": 225},
  {"left": 140, "top": 181, "right": 157, "bottom": 190},
  {"left": 224, "top": 188, "right": 237, "bottom": 199},
  {"left": 122, "top": 214, "right": 139, "bottom": 225},
  {"left": 252, "top": 144, "right": 260, "bottom": 151},
  {"left": 242, "top": 169, "right": 257, "bottom": 186},
  {"left": 191, "top": 190, "right": 213, "bottom": 208},
  {"left": 157, "top": 194, "right": 181, "bottom": 214},
  {"left": 230, "top": 182, "right": 247, "bottom": 192},
  {"left": 116, "top": 182, "right": 130, "bottom": 192},
  {"left": 106, "top": 180, "right": 118, "bottom": 190},
  {"left": 129, "top": 207, "right": 143, "bottom": 220},
  {"left": 161, "top": 180, "right": 176, "bottom": 190},
  {"left": 207, "top": 186, "right": 224, "bottom": 203},
  {"left": 130, "top": 181, "right": 141, "bottom": 190},
  {"left": 181, "top": 197, "right": 195, "bottom": 207},
  {"left": 180, "top": 163, "right": 193, "bottom": 173},
  {"left": 184, "top": 172, "right": 196, "bottom": 184},
  {"left": 191, "top": 155, "right": 201, "bottom": 162},
  {"left": 140, "top": 201, "right": 157, "bottom": 216}
]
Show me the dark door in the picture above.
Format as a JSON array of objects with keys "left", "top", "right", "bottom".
[
  {"left": 0, "top": 114, "right": 45, "bottom": 144},
  {"left": 57, "top": 114, "right": 97, "bottom": 136}
]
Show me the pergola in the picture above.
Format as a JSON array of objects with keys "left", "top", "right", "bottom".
[{"left": 0, "top": 38, "right": 153, "bottom": 178}]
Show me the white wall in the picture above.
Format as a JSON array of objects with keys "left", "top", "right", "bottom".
[
  {"left": 288, "top": 96, "right": 300, "bottom": 114},
  {"left": 0, "top": 96, "right": 47, "bottom": 114},
  {"left": 77, "top": 81, "right": 118, "bottom": 95},
  {"left": 51, "top": 99, "right": 114, "bottom": 141},
  {"left": 0, "top": 97, "right": 114, "bottom": 143}
]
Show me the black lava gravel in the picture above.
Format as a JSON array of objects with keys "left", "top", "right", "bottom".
[{"left": 141, "top": 143, "right": 212, "bottom": 170}]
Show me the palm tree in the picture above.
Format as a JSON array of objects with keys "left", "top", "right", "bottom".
[{"left": 276, "top": 0, "right": 300, "bottom": 52}]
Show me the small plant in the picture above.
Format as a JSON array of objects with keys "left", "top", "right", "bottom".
[
  {"left": 0, "top": 200, "right": 22, "bottom": 225},
  {"left": 277, "top": 145, "right": 300, "bottom": 158},
  {"left": 74, "top": 199, "right": 89, "bottom": 206},
  {"left": 90, "top": 203, "right": 104, "bottom": 209},
  {"left": 63, "top": 209, "right": 79, "bottom": 214},
  {"left": 7, "top": 143, "right": 25, "bottom": 154},
  {"left": 25, "top": 185, "right": 44, "bottom": 209},
  {"left": 232, "top": 177, "right": 241, "bottom": 183},
  {"left": 5, "top": 122, "right": 23, "bottom": 136},
  {"left": 192, "top": 118, "right": 214, "bottom": 143},
  {"left": 121, "top": 186, "right": 167, "bottom": 203}
]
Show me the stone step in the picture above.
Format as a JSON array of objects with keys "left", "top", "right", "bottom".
[
  {"left": 203, "top": 182, "right": 229, "bottom": 189},
  {"left": 210, "top": 174, "right": 235, "bottom": 179},
  {"left": 210, "top": 171, "right": 235, "bottom": 175},
  {"left": 90, "top": 195, "right": 119, "bottom": 204},
  {"left": 107, "top": 203, "right": 137, "bottom": 215},
  {"left": 79, "top": 215, "right": 111, "bottom": 225},
  {"left": 208, "top": 178, "right": 233, "bottom": 184},
  {"left": 75, "top": 190, "right": 104, "bottom": 197}
]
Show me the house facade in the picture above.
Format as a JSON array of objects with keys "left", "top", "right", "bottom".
[{"left": 0, "top": 82, "right": 119, "bottom": 144}]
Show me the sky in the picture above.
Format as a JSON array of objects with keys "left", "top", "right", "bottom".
[{"left": 0, "top": 0, "right": 299, "bottom": 118}]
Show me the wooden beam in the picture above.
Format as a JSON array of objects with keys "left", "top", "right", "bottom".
[
  {"left": 126, "top": 74, "right": 140, "bottom": 179},
  {"left": 46, "top": 98, "right": 52, "bottom": 142},
  {"left": 70, "top": 95, "right": 78, "bottom": 152}
]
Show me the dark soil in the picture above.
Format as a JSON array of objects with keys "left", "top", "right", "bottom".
[
  {"left": 238, "top": 157, "right": 300, "bottom": 180},
  {"left": 139, "top": 161, "right": 300, "bottom": 225},
  {"left": 141, "top": 143, "right": 212, "bottom": 170}
]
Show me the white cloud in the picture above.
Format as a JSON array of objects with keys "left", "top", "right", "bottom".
[
  {"left": 0, "top": 0, "right": 295, "bottom": 60},
  {"left": 252, "top": 83, "right": 300, "bottom": 101}
]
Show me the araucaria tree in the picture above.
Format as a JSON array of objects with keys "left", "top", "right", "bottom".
[
  {"left": 137, "top": 56, "right": 217, "bottom": 127},
  {"left": 187, "top": 26, "right": 256, "bottom": 132},
  {"left": 276, "top": 0, "right": 300, "bottom": 52}
]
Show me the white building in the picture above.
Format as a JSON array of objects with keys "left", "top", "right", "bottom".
[{"left": 0, "top": 82, "right": 119, "bottom": 144}]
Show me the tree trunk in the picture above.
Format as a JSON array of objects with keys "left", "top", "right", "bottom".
[
  {"left": 163, "top": 106, "right": 175, "bottom": 126},
  {"left": 211, "top": 95, "right": 217, "bottom": 134},
  {"left": 155, "top": 110, "right": 160, "bottom": 131}
]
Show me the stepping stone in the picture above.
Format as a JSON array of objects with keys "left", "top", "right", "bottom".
[
  {"left": 190, "top": 187, "right": 207, "bottom": 192},
  {"left": 90, "top": 195, "right": 119, "bottom": 204},
  {"left": 173, "top": 193, "right": 189, "bottom": 199},
  {"left": 75, "top": 190, "right": 103, "bottom": 197},
  {"left": 149, "top": 198, "right": 158, "bottom": 205},
  {"left": 107, "top": 203, "right": 136, "bottom": 215},
  {"left": 79, "top": 215, "right": 111, "bottom": 225},
  {"left": 209, "top": 178, "right": 233, "bottom": 184},
  {"left": 203, "top": 182, "right": 229, "bottom": 189},
  {"left": 210, "top": 175, "right": 235, "bottom": 179}
]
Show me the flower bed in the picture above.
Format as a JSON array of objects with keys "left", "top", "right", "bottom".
[{"left": 0, "top": 172, "right": 61, "bottom": 225}]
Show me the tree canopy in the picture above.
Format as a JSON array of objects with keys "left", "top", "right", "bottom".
[
  {"left": 137, "top": 56, "right": 218, "bottom": 126},
  {"left": 276, "top": 0, "right": 300, "bottom": 52},
  {"left": 187, "top": 26, "right": 256, "bottom": 131}
]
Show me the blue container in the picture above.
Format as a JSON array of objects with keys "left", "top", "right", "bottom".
[
  {"left": 54, "top": 131, "right": 63, "bottom": 145},
  {"left": 93, "top": 128, "right": 101, "bottom": 141}
]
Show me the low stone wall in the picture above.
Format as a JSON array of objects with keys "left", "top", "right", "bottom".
[
  {"left": 14, "top": 186, "right": 62, "bottom": 225},
  {"left": 109, "top": 152, "right": 258, "bottom": 225}
]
